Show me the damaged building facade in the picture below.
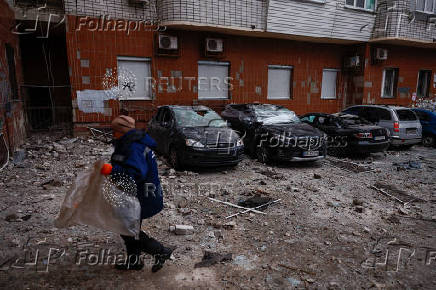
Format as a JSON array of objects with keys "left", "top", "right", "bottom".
[
  {"left": 3, "top": 0, "right": 436, "bottom": 135},
  {"left": 1, "top": 0, "right": 26, "bottom": 151}
]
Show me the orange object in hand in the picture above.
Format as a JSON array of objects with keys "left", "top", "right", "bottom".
[{"left": 101, "top": 163, "right": 113, "bottom": 176}]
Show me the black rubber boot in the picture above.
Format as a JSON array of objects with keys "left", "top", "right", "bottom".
[
  {"left": 151, "top": 247, "right": 174, "bottom": 273},
  {"left": 116, "top": 235, "right": 144, "bottom": 271},
  {"left": 138, "top": 231, "right": 174, "bottom": 273}
]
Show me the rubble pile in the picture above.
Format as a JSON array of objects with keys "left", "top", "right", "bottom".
[{"left": 0, "top": 133, "right": 435, "bottom": 288}]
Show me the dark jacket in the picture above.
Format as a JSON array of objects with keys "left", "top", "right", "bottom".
[{"left": 111, "top": 130, "right": 163, "bottom": 219}]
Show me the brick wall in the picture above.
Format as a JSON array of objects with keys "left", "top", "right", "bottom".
[
  {"left": 0, "top": 0, "right": 26, "bottom": 151},
  {"left": 363, "top": 44, "right": 436, "bottom": 106},
  {"left": 66, "top": 15, "right": 353, "bottom": 131}
]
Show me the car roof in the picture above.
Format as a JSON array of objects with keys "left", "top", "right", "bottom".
[
  {"left": 346, "top": 104, "right": 411, "bottom": 110},
  {"left": 160, "top": 105, "right": 212, "bottom": 111}
]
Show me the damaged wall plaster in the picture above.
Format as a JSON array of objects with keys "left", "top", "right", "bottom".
[{"left": 76, "top": 89, "right": 116, "bottom": 115}]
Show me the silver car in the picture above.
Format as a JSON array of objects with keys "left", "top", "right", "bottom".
[{"left": 342, "top": 105, "right": 422, "bottom": 147}]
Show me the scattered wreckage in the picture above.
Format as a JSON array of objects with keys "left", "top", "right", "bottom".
[
  {"left": 342, "top": 105, "right": 422, "bottom": 148},
  {"left": 300, "top": 112, "right": 390, "bottom": 155},
  {"left": 147, "top": 105, "right": 244, "bottom": 169},
  {"left": 221, "top": 104, "right": 327, "bottom": 163},
  {"left": 412, "top": 108, "right": 436, "bottom": 147}
]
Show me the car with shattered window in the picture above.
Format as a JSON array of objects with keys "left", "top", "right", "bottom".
[
  {"left": 411, "top": 108, "right": 436, "bottom": 147},
  {"left": 221, "top": 104, "right": 326, "bottom": 163},
  {"left": 342, "top": 105, "right": 422, "bottom": 148},
  {"left": 300, "top": 112, "right": 390, "bottom": 155},
  {"left": 147, "top": 105, "right": 244, "bottom": 169}
]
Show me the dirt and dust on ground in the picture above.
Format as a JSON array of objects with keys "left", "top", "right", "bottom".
[{"left": 0, "top": 132, "right": 435, "bottom": 289}]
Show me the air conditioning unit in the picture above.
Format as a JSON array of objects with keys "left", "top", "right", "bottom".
[
  {"left": 158, "top": 34, "right": 178, "bottom": 50},
  {"left": 344, "top": 56, "right": 360, "bottom": 68},
  {"left": 376, "top": 48, "right": 388, "bottom": 60},
  {"left": 206, "top": 38, "right": 224, "bottom": 53}
]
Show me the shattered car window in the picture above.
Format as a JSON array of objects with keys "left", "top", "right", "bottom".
[
  {"left": 336, "top": 114, "right": 371, "bottom": 126},
  {"left": 253, "top": 105, "right": 300, "bottom": 125},
  {"left": 173, "top": 108, "right": 227, "bottom": 128}
]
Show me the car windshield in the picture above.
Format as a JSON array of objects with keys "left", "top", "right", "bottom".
[
  {"left": 173, "top": 108, "right": 227, "bottom": 128},
  {"left": 253, "top": 105, "right": 300, "bottom": 125},
  {"left": 396, "top": 109, "right": 417, "bottom": 121}
]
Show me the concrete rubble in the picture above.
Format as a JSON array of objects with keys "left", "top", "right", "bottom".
[{"left": 0, "top": 132, "right": 435, "bottom": 288}]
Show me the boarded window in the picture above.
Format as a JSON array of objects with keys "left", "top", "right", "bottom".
[
  {"left": 117, "top": 57, "right": 152, "bottom": 100},
  {"left": 267, "top": 65, "right": 293, "bottom": 100},
  {"left": 198, "top": 61, "right": 230, "bottom": 100},
  {"left": 321, "top": 69, "right": 339, "bottom": 99},
  {"left": 381, "top": 68, "right": 399, "bottom": 98}
]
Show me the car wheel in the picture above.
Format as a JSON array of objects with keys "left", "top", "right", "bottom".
[
  {"left": 422, "top": 135, "right": 435, "bottom": 147},
  {"left": 169, "top": 147, "right": 182, "bottom": 170},
  {"left": 256, "top": 146, "right": 270, "bottom": 164}
]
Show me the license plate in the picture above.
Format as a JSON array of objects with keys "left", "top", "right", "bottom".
[
  {"left": 406, "top": 128, "right": 417, "bottom": 135},
  {"left": 374, "top": 136, "right": 385, "bottom": 141},
  {"left": 303, "top": 151, "right": 319, "bottom": 157}
]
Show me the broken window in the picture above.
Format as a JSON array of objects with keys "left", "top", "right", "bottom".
[
  {"left": 173, "top": 107, "right": 227, "bottom": 128},
  {"left": 267, "top": 65, "right": 293, "bottom": 100},
  {"left": 117, "top": 56, "right": 152, "bottom": 100},
  {"left": 198, "top": 61, "right": 230, "bottom": 100},
  {"left": 346, "top": 0, "right": 375, "bottom": 10},
  {"left": 381, "top": 68, "right": 399, "bottom": 98},
  {"left": 253, "top": 105, "right": 300, "bottom": 125},
  {"left": 417, "top": 70, "right": 432, "bottom": 98},
  {"left": 321, "top": 69, "right": 339, "bottom": 99}
]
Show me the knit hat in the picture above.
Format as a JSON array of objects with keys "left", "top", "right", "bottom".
[{"left": 111, "top": 115, "right": 135, "bottom": 135}]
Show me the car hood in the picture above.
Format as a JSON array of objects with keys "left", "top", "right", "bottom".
[
  {"left": 261, "top": 122, "right": 323, "bottom": 137},
  {"left": 180, "top": 127, "right": 241, "bottom": 144}
]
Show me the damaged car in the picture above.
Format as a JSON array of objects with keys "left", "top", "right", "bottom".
[
  {"left": 411, "top": 108, "right": 436, "bottom": 147},
  {"left": 221, "top": 104, "right": 326, "bottom": 163},
  {"left": 300, "top": 112, "right": 390, "bottom": 155},
  {"left": 147, "top": 105, "right": 244, "bottom": 169}
]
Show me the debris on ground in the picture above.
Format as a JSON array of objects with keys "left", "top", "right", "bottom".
[
  {"left": 238, "top": 196, "right": 273, "bottom": 209},
  {"left": 0, "top": 132, "right": 435, "bottom": 289},
  {"left": 393, "top": 160, "right": 422, "bottom": 170},
  {"left": 194, "top": 251, "right": 232, "bottom": 268},
  {"left": 327, "top": 157, "right": 374, "bottom": 173},
  {"left": 169, "top": 225, "right": 194, "bottom": 235}
]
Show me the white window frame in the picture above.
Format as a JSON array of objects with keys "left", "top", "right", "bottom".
[
  {"left": 381, "top": 68, "right": 398, "bottom": 98},
  {"left": 345, "top": 0, "right": 376, "bottom": 12},
  {"left": 267, "top": 65, "right": 293, "bottom": 100},
  {"left": 416, "top": 0, "right": 436, "bottom": 14},
  {"left": 116, "top": 56, "right": 152, "bottom": 100},
  {"left": 321, "top": 69, "right": 340, "bottom": 100},
  {"left": 197, "top": 61, "right": 230, "bottom": 100}
]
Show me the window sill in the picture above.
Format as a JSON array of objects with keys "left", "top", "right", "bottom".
[
  {"left": 119, "top": 98, "right": 153, "bottom": 101},
  {"left": 381, "top": 96, "right": 396, "bottom": 99},
  {"left": 415, "top": 10, "right": 436, "bottom": 16},
  {"left": 299, "top": 0, "right": 326, "bottom": 4},
  {"left": 267, "top": 97, "right": 291, "bottom": 100},
  {"left": 198, "top": 97, "right": 229, "bottom": 100},
  {"left": 344, "top": 5, "right": 376, "bottom": 15},
  {"left": 321, "top": 97, "right": 337, "bottom": 100}
]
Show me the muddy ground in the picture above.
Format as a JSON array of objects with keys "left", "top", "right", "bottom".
[{"left": 0, "top": 133, "right": 435, "bottom": 289}]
